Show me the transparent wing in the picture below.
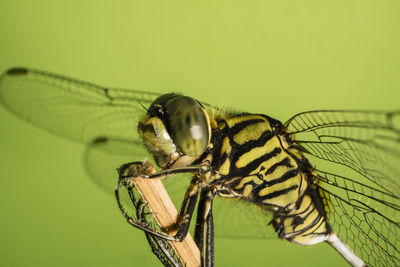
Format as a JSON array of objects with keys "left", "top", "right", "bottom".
[
  {"left": 0, "top": 67, "right": 160, "bottom": 144},
  {"left": 212, "top": 197, "right": 274, "bottom": 239},
  {"left": 0, "top": 67, "right": 160, "bottom": 196},
  {"left": 285, "top": 110, "right": 400, "bottom": 266}
]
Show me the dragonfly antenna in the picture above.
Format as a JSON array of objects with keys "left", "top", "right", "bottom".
[{"left": 137, "top": 99, "right": 148, "bottom": 111}]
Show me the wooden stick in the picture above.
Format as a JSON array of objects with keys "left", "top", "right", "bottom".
[{"left": 132, "top": 164, "right": 201, "bottom": 267}]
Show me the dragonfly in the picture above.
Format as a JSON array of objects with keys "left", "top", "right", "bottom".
[{"left": 0, "top": 67, "right": 399, "bottom": 267}]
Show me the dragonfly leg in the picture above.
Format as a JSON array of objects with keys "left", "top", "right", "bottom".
[
  {"left": 115, "top": 184, "right": 179, "bottom": 241},
  {"left": 194, "top": 188, "right": 215, "bottom": 267},
  {"left": 144, "top": 233, "right": 182, "bottom": 267},
  {"left": 172, "top": 179, "right": 200, "bottom": 241},
  {"left": 118, "top": 160, "right": 208, "bottom": 187},
  {"left": 134, "top": 191, "right": 183, "bottom": 266},
  {"left": 115, "top": 160, "right": 203, "bottom": 242}
]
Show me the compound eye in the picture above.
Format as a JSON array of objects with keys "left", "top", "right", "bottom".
[{"left": 165, "top": 96, "right": 210, "bottom": 156}]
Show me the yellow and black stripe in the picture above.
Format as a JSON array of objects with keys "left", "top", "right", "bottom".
[
  {"left": 208, "top": 113, "right": 329, "bottom": 245},
  {"left": 272, "top": 186, "right": 331, "bottom": 245}
]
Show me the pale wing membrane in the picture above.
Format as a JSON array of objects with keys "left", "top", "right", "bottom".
[
  {"left": 315, "top": 170, "right": 400, "bottom": 267},
  {"left": 0, "top": 67, "right": 158, "bottom": 196},
  {"left": 285, "top": 110, "right": 400, "bottom": 266},
  {"left": 84, "top": 137, "right": 149, "bottom": 193},
  {"left": 212, "top": 197, "right": 274, "bottom": 239},
  {"left": 0, "top": 68, "right": 159, "bottom": 144},
  {"left": 84, "top": 136, "right": 154, "bottom": 224}
]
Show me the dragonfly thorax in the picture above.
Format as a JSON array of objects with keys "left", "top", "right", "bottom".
[
  {"left": 207, "top": 113, "right": 310, "bottom": 208},
  {"left": 204, "top": 113, "right": 332, "bottom": 246}
]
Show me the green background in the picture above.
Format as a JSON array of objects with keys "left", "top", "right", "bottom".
[{"left": 1, "top": 1, "right": 399, "bottom": 266}]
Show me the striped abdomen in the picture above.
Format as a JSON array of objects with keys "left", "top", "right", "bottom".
[{"left": 272, "top": 187, "right": 331, "bottom": 245}]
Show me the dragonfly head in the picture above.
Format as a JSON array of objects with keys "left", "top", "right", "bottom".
[{"left": 138, "top": 93, "right": 211, "bottom": 168}]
